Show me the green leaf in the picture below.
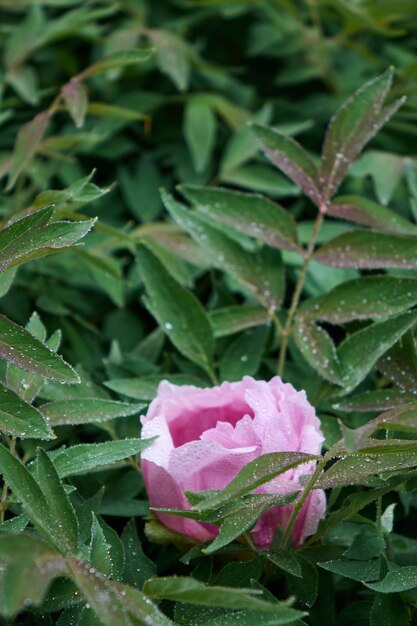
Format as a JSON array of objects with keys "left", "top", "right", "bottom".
[
  {"left": 377, "top": 330, "right": 417, "bottom": 392},
  {"left": 337, "top": 310, "right": 417, "bottom": 390},
  {"left": 35, "top": 448, "right": 79, "bottom": 556},
  {"left": 0, "top": 443, "right": 66, "bottom": 552},
  {"left": 180, "top": 185, "right": 300, "bottom": 251},
  {"left": 137, "top": 244, "right": 215, "bottom": 377},
  {"left": 220, "top": 326, "right": 269, "bottom": 382},
  {"left": 184, "top": 98, "right": 217, "bottom": 173},
  {"left": 203, "top": 493, "right": 297, "bottom": 554},
  {"left": 104, "top": 374, "right": 206, "bottom": 401},
  {"left": 0, "top": 534, "right": 67, "bottom": 618},
  {"left": 333, "top": 389, "right": 415, "bottom": 413},
  {"left": 62, "top": 79, "right": 88, "bottom": 128},
  {"left": 314, "top": 230, "right": 417, "bottom": 269},
  {"left": 0, "top": 381, "right": 54, "bottom": 439},
  {"left": 163, "top": 192, "right": 285, "bottom": 311},
  {"left": 193, "top": 452, "right": 318, "bottom": 513},
  {"left": 144, "top": 577, "right": 287, "bottom": 611},
  {"left": 252, "top": 123, "right": 321, "bottom": 206},
  {"left": 121, "top": 519, "right": 156, "bottom": 589},
  {"left": 319, "top": 558, "right": 381, "bottom": 582},
  {"left": 87, "top": 102, "right": 148, "bottom": 121},
  {"left": 7, "top": 111, "right": 49, "bottom": 190},
  {"left": 365, "top": 566, "right": 417, "bottom": 592},
  {"left": 329, "top": 195, "right": 417, "bottom": 235},
  {"left": 317, "top": 450, "right": 417, "bottom": 489},
  {"left": 343, "top": 525, "right": 385, "bottom": 560},
  {"left": 294, "top": 318, "right": 342, "bottom": 384},
  {"left": 302, "top": 276, "right": 417, "bottom": 324},
  {"left": 50, "top": 438, "right": 153, "bottom": 478},
  {"left": 90, "top": 515, "right": 112, "bottom": 577},
  {"left": 84, "top": 48, "right": 153, "bottom": 76},
  {"left": 209, "top": 306, "right": 270, "bottom": 338},
  {"left": 151, "top": 30, "right": 190, "bottom": 91},
  {"left": 320, "top": 68, "right": 404, "bottom": 200},
  {"left": 0, "top": 314, "right": 79, "bottom": 383},
  {"left": 370, "top": 593, "right": 409, "bottom": 626},
  {"left": 175, "top": 606, "right": 306, "bottom": 626},
  {"left": 67, "top": 560, "right": 173, "bottom": 626},
  {"left": 0, "top": 206, "right": 96, "bottom": 272},
  {"left": 41, "top": 398, "right": 144, "bottom": 426}
]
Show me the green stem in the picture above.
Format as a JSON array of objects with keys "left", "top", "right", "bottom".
[{"left": 277, "top": 209, "right": 325, "bottom": 376}]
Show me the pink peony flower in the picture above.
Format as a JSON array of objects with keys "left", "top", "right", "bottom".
[{"left": 140, "top": 376, "right": 326, "bottom": 549}]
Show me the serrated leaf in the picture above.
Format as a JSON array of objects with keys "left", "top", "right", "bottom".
[
  {"left": 193, "top": 452, "right": 318, "bottom": 513},
  {"left": 137, "top": 244, "right": 215, "bottom": 377},
  {"left": 0, "top": 314, "right": 79, "bottom": 383},
  {"left": 50, "top": 438, "right": 153, "bottom": 478},
  {"left": 294, "top": 318, "right": 342, "bottom": 384},
  {"left": 0, "top": 534, "right": 67, "bottom": 618},
  {"left": 163, "top": 191, "right": 285, "bottom": 311},
  {"left": 35, "top": 448, "right": 79, "bottom": 556},
  {"left": 184, "top": 98, "right": 217, "bottom": 173},
  {"left": 252, "top": 123, "right": 321, "bottom": 206},
  {"left": 314, "top": 229, "right": 417, "bottom": 269},
  {"left": 7, "top": 111, "right": 49, "bottom": 189},
  {"left": 0, "top": 382, "right": 54, "bottom": 439},
  {"left": 62, "top": 79, "right": 88, "bottom": 128},
  {"left": 329, "top": 195, "right": 417, "bottom": 235},
  {"left": 41, "top": 398, "right": 144, "bottom": 426},
  {"left": 302, "top": 276, "right": 417, "bottom": 324},
  {"left": 320, "top": 68, "right": 404, "bottom": 200},
  {"left": 181, "top": 185, "right": 300, "bottom": 251},
  {"left": 338, "top": 310, "right": 417, "bottom": 390}
]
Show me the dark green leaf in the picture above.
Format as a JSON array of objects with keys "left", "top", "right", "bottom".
[
  {"left": 137, "top": 244, "right": 215, "bottom": 378},
  {"left": 337, "top": 310, "right": 417, "bottom": 390},
  {"left": 319, "top": 558, "right": 381, "bottom": 582},
  {"left": 184, "top": 98, "right": 217, "bottom": 173},
  {"left": 220, "top": 326, "right": 268, "bottom": 382},
  {"left": 294, "top": 318, "right": 342, "bottom": 384},
  {"left": 85, "top": 48, "right": 153, "bottom": 76},
  {"left": 370, "top": 593, "right": 409, "bottom": 626},
  {"left": 365, "top": 566, "right": 417, "bottom": 592},
  {"left": 121, "top": 519, "right": 156, "bottom": 589},
  {"left": 35, "top": 448, "right": 79, "bottom": 556},
  {"left": 0, "top": 381, "right": 54, "bottom": 439},
  {"left": 209, "top": 306, "right": 270, "bottom": 338},
  {"left": 7, "top": 111, "right": 49, "bottom": 189}
]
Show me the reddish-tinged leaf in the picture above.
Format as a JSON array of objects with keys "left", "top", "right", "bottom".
[
  {"left": 7, "top": 111, "right": 49, "bottom": 189},
  {"left": 252, "top": 123, "right": 322, "bottom": 206},
  {"left": 62, "top": 79, "right": 88, "bottom": 128},
  {"left": 314, "top": 230, "right": 417, "bottom": 268},
  {"left": 329, "top": 195, "right": 417, "bottom": 235},
  {"left": 180, "top": 184, "right": 300, "bottom": 251},
  {"left": 301, "top": 275, "right": 417, "bottom": 323},
  {"left": 320, "top": 68, "right": 404, "bottom": 200}
]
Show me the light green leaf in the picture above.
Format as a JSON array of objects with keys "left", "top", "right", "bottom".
[
  {"left": 0, "top": 382, "right": 54, "bottom": 439},
  {"left": 184, "top": 98, "right": 217, "bottom": 173},
  {"left": 209, "top": 306, "right": 270, "bottom": 338}
]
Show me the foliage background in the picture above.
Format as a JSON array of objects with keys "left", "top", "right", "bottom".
[{"left": 1, "top": 0, "right": 417, "bottom": 625}]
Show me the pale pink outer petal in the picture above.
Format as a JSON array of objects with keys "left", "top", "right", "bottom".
[{"left": 292, "top": 489, "right": 327, "bottom": 546}]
